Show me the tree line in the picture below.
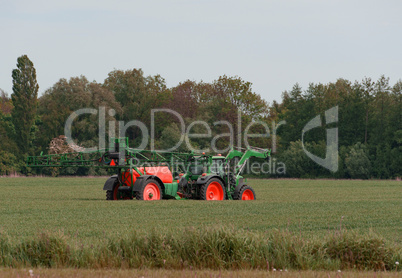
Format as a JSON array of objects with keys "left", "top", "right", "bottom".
[{"left": 0, "top": 55, "right": 400, "bottom": 178}]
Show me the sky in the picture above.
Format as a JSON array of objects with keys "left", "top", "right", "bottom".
[{"left": 0, "top": 0, "right": 401, "bottom": 104}]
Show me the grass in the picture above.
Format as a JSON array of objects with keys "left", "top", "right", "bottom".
[
  {"left": 1, "top": 268, "right": 401, "bottom": 278},
  {"left": 0, "top": 178, "right": 400, "bottom": 270},
  {"left": 0, "top": 268, "right": 400, "bottom": 278},
  {"left": 1, "top": 225, "right": 400, "bottom": 270},
  {"left": 0, "top": 178, "right": 400, "bottom": 243}
]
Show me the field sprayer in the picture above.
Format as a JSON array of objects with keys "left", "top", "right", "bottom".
[{"left": 27, "top": 138, "right": 271, "bottom": 201}]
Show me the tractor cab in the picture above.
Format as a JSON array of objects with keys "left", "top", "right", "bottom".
[
  {"left": 210, "top": 156, "right": 225, "bottom": 176},
  {"left": 187, "top": 155, "right": 209, "bottom": 178},
  {"left": 186, "top": 154, "right": 226, "bottom": 177}
]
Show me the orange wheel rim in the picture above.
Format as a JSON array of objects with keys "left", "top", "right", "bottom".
[
  {"left": 206, "top": 182, "right": 224, "bottom": 200},
  {"left": 144, "top": 183, "right": 160, "bottom": 200},
  {"left": 242, "top": 189, "right": 254, "bottom": 200}
]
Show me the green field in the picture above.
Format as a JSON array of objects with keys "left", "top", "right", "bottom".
[
  {"left": 0, "top": 177, "right": 400, "bottom": 271},
  {"left": 0, "top": 178, "right": 400, "bottom": 243}
]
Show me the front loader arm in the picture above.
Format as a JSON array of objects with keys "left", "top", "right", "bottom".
[
  {"left": 232, "top": 148, "right": 271, "bottom": 176},
  {"left": 236, "top": 149, "right": 270, "bottom": 167}
]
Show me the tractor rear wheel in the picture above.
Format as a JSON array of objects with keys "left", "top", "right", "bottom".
[
  {"left": 106, "top": 190, "right": 115, "bottom": 200},
  {"left": 136, "top": 179, "right": 162, "bottom": 201},
  {"left": 200, "top": 179, "right": 225, "bottom": 200},
  {"left": 236, "top": 185, "right": 256, "bottom": 200}
]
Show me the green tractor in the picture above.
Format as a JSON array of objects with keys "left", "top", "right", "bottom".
[
  {"left": 27, "top": 138, "right": 271, "bottom": 201},
  {"left": 173, "top": 148, "right": 270, "bottom": 201}
]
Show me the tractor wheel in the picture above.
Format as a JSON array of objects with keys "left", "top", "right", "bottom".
[
  {"left": 136, "top": 179, "right": 162, "bottom": 201},
  {"left": 106, "top": 190, "right": 115, "bottom": 200},
  {"left": 106, "top": 184, "right": 133, "bottom": 200},
  {"left": 200, "top": 179, "right": 225, "bottom": 200},
  {"left": 236, "top": 185, "right": 256, "bottom": 200}
]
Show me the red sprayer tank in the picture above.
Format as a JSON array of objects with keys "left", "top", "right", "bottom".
[{"left": 121, "top": 166, "right": 173, "bottom": 186}]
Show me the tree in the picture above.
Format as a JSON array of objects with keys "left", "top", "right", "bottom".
[
  {"left": 168, "top": 80, "right": 212, "bottom": 119},
  {"left": 0, "top": 150, "right": 19, "bottom": 175},
  {"left": 205, "top": 76, "right": 269, "bottom": 148},
  {"left": 209, "top": 75, "right": 268, "bottom": 121},
  {"left": 279, "top": 140, "right": 329, "bottom": 178},
  {"left": 104, "top": 69, "right": 170, "bottom": 146},
  {"left": 37, "top": 76, "right": 121, "bottom": 152},
  {"left": 361, "top": 77, "right": 375, "bottom": 144},
  {"left": 0, "top": 89, "right": 18, "bottom": 156},
  {"left": 344, "top": 143, "right": 371, "bottom": 179},
  {"left": 0, "top": 89, "right": 13, "bottom": 115},
  {"left": 157, "top": 123, "right": 191, "bottom": 152},
  {"left": 11, "top": 55, "right": 39, "bottom": 155},
  {"left": 277, "top": 83, "right": 314, "bottom": 148}
]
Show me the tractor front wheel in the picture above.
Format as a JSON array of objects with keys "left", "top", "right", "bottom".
[
  {"left": 136, "top": 179, "right": 162, "bottom": 201},
  {"left": 236, "top": 185, "right": 256, "bottom": 200},
  {"left": 200, "top": 179, "right": 225, "bottom": 200}
]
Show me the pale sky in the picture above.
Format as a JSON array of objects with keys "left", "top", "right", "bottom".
[{"left": 1, "top": 0, "right": 401, "bottom": 104}]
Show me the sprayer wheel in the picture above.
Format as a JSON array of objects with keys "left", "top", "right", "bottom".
[{"left": 136, "top": 179, "right": 162, "bottom": 201}]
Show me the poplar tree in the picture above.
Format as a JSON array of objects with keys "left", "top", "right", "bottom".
[{"left": 11, "top": 55, "right": 39, "bottom": 155}]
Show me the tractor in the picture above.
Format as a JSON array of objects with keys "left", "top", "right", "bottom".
[{"left": 27, "top": 138, "right": 271, "bottom": 201}]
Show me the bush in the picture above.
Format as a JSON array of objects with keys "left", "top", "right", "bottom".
[
  {"left": 279, "top": 140, "right": 330, "bottom": 178},
  {"left": 0, "top": 150, "right": 19, "bottom": 175},
  {"left": 344, "top": 143, "right": 371, "bottom": 179}
]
